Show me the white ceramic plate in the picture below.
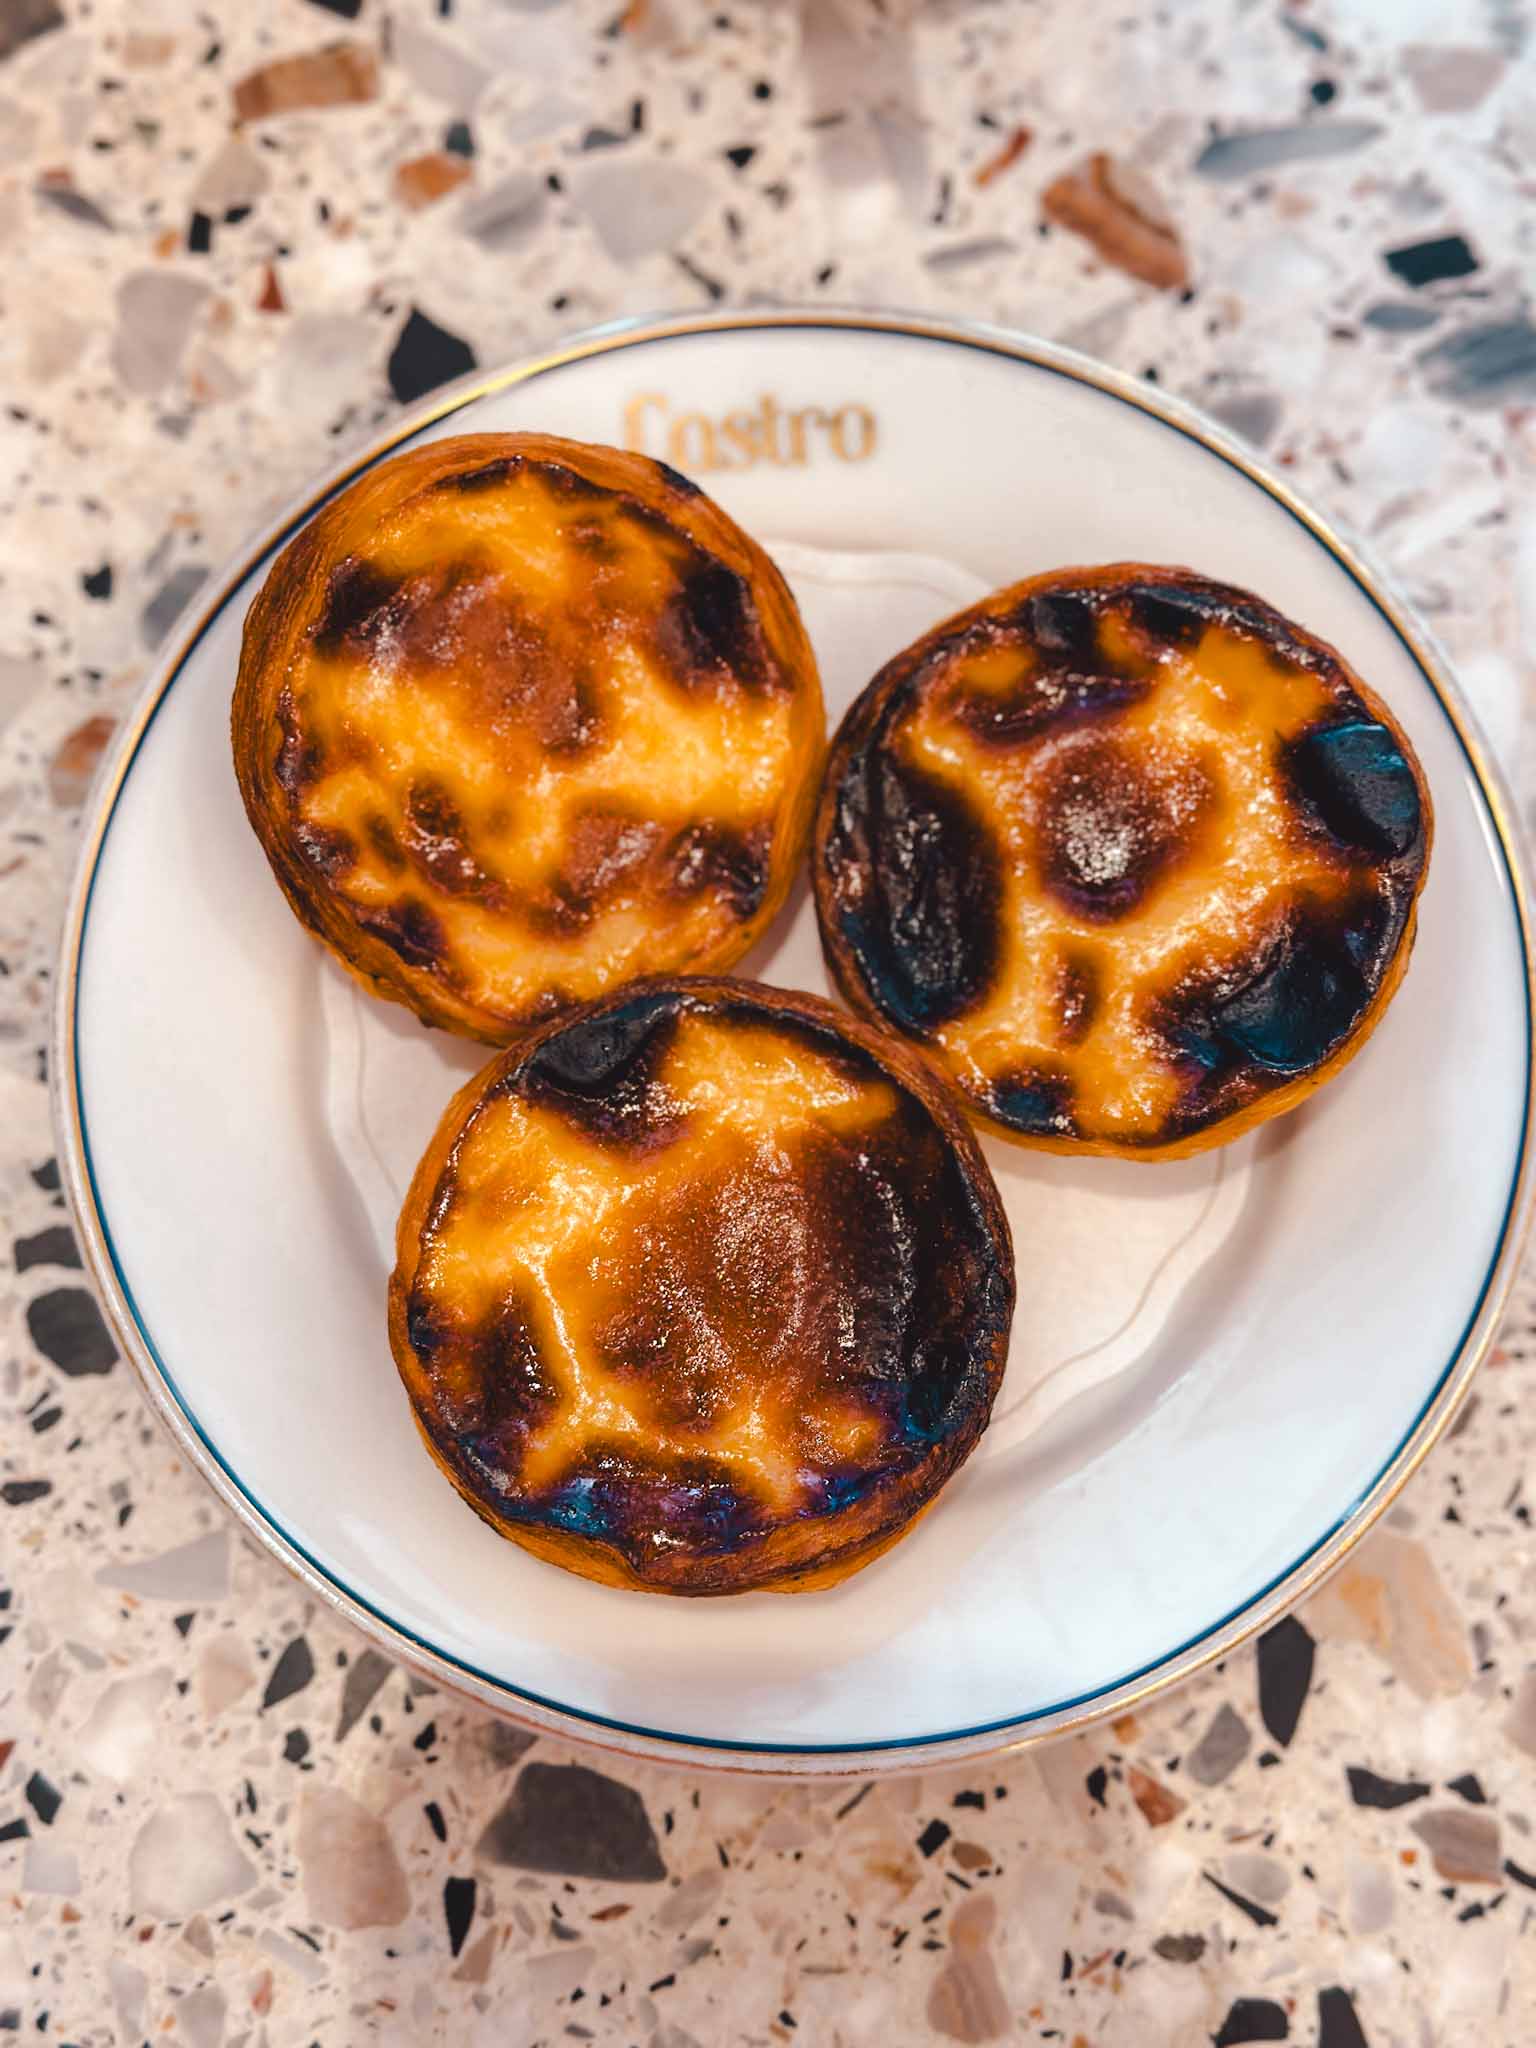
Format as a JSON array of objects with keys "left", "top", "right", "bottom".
[{"left": 57, "top": 311, "right": 1533, "bottom": 1773}]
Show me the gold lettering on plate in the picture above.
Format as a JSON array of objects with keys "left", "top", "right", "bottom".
[{"left": 623, "top": 393, "right": 878, "bottom": 471}]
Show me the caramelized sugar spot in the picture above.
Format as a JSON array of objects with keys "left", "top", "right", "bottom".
[
  {"left": 1034, "top": 732, "right": 1216, "bottom": 923},
  {"left": 1052, "top": 950, "right": 1099, "bottom": 1047},
  {"left": 356, "top": 896, "right": 450, "bottom": 971},
  {"left": 823, "top": 747, "right": 1004, "bottom": 1034}
]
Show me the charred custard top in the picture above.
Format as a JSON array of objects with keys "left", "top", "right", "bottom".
[
  {"left": 395, "top": 984, "right": 1011, "bottom": 1591},
  {"left": 817, "top": 567, "right": 1430, "bottom": 1150},
  {"left": 237, "top": 434, "right": 822, "bottom": 1036}
]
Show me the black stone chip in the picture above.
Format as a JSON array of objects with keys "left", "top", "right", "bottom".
[
  {"left": 386, "top": 307, "right": 478, "bottom": 406},
  {"left": 1214, "top": 1998, "right": 1289, "bottom": 2045},
  {"left": 1346, "top": 1766, "right": 1428, "bottom": 1809},
  {"left": 261, "top": 1636, "right": 315, "bottom": 1711},
  {"left": 1317, "top": 1986, "right": 1369, "bottom": 2048},
  {"left": 444, "top": 1874, "right": 476, "bottom": 1957},
  {"left": 1257, "top": 1615, "right": 1315, "bottom": 1747},
  {"left": 24, "top": 1774, "right": 61, "bottom": 1827},
  {"left": 14, "top": 1226, "right": 81, "bottom": 1273},
  {"left": 2, "top": 1481, "right": 52, "bottom": 1507},
  {"left": 476, "top": 1763, "right": 666, "bottom": 1881},
  {"left": 1384, "top": 233, "right": 1479, "bottom": 289},
  {"left": 25, "top": 1288, "right": 115, "bottom": 1376}
]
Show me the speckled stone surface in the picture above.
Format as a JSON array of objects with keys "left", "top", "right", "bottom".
[{"left": 3, "top": 2, "right": 1536, "bottom": 2042}]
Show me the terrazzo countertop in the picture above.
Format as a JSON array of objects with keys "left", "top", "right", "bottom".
[{"left": 4, "top": 1, "right": 1536, "bottom": 2041}]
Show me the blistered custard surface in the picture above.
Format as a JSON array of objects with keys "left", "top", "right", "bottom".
[
  {"left": 234, "top": 435, "right": 822, "bottom": 1038},
  {"left": 816, "top": 567, "right": 1431, "bottom": 1154},
  {"left": 392, "top": 983, "right": 1012, "bottom": 1593}
]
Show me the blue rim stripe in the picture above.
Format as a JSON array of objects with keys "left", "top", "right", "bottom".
[{"left": 72, "top": 317, "right": 1533, "bottom": 1755}]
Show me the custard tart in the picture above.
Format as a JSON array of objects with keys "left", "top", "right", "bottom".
[
  {"left": 389, "top": 977, "right": 1013, "bottom": 1595},
  {"left": 232, "top": 433, "right": 824, "bottom": 1039},
  {"left": 814, "top": 564, "right": 1432, "bottom": 1160}
]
